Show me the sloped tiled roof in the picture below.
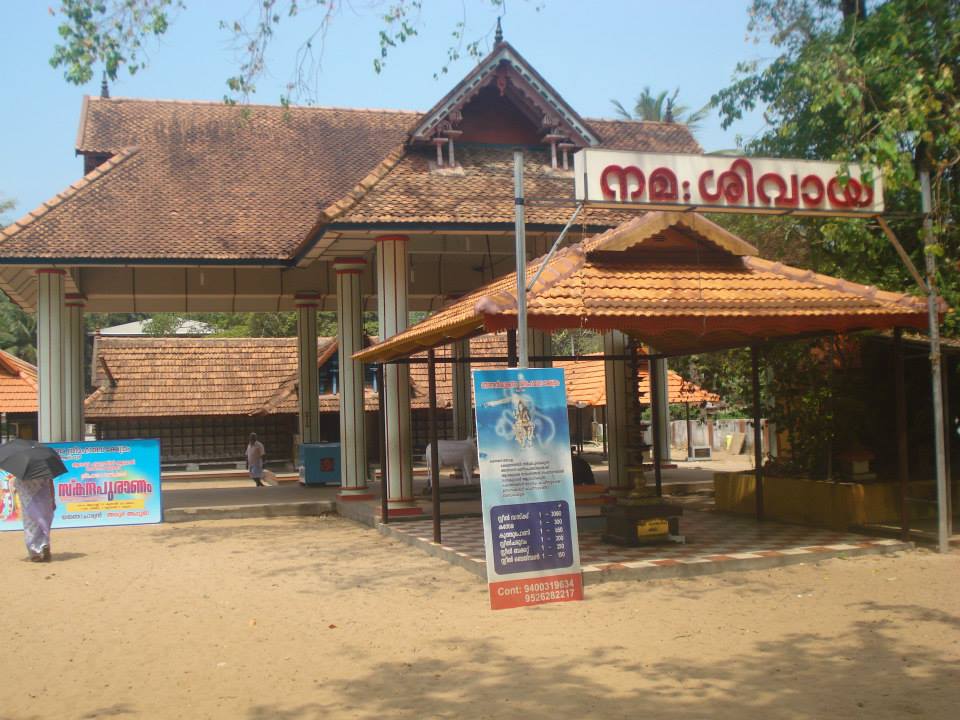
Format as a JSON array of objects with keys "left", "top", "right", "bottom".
[
  {"left": 0, "top": 349, "right": 37, "bottom": 414},
  {"left": 355, "top": 212, "right": 934, "bottom": 361},
  {"left": 83, "top": 330, "right": 719, "bottom": 420},
  {"left": 85, "top": 336, "right": 336, "bottom": 418},
  {"left": 0, "top": 91, "right": 698, "bottom": 262},
  {"left": 556, "top": 353, "right": 719, "bottom": 407},
  {"left": 0, "top": 98, "right": 417, "bottom": 260},
  {"left": 333, "top": 145, "right": 641, "bottom": 227}
]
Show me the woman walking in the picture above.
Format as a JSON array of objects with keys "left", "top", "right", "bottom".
[
  {"left": 246, "top": 433, "right": 266, "bottom": 487},
  {"left": 0, "top": 440, "right": 64, "bottom": 563},
  {"left": 17, "top": 463, "right": 57, "bottom": 562}
]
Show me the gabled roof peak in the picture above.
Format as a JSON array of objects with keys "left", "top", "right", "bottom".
[{"left": 409, "top": 41, "right": 600, "bottom": 148}]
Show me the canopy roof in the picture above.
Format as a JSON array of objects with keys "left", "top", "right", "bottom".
[{"left": 355, "top": 212, "right": 934, "bottom": 362}]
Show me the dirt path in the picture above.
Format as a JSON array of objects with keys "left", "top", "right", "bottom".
[{"left": 1, "top": 516, "right": 957, "bottom": 719}]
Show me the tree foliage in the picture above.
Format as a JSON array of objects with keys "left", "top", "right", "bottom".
[
  {"left": 702, "top": 0, "right": 960, "bottom": 473},
  {"left": 49, "top": 0, "right": 512, "bottom": 103},
  {"left": 610, "top": 87, "right": 709, "bottom": 131},
  {"left": 710, "top": 0, "right": 960, "bottom": 335}
]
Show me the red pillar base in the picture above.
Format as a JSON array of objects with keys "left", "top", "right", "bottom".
[{"left": 385, "top": 504, "right": 425, "bottom": 518}]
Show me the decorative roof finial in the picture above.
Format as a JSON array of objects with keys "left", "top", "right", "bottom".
[
  {"left": 495, "top": 16, "right": 503, "bottom": 44},
  {"left": 100, "top": 71, "right": 110, "bottom": 99}
]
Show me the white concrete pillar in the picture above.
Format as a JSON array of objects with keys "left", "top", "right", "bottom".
[
  {"left": 375, "top": 235, "right": 420, "bottom": 515},
  {"left": 651, "top": 357, "right": 671, "bottom": 460},
  {"left": 295, "top": 292, "right": 321, "bottom": 445},
  {"left": 64, "top": 293, "right": 86, "bottom": 441},
  {"left": 36, "top": 270, "right": 67, "bottom": 443},
  {"left": 451, "top": 338, "right": 474, "bottom": 439},
  {"left": 603, "top": 330, "right": 631, "bottom": 492},
  {"left": 335, "top": 258, "right": 372, "bottom": 499}
]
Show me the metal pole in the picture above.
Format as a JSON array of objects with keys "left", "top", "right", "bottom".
[
  {"left": 526, "top": 203, "right": 583, "bottom": 292},
  {"left": 377, "top": 365, "right": 388, "bottom": 524},
  {"left": 428, "top": 349, "right": 441, "bottom": 544},
  {"left": 751, "top": 346, "right": 765, "bottom": 520},
  {"left": 894, "top": 329, "right": 910, "bottom": 541},
  {"left": 513, "top": 151, "right": 529, "bottom": 369},
  {"left": 685, "top": 403, "right": 692, "bottom": 460},
  {"left": 649, "top": 361, "right": 663, "bottom": 497},
  {"left": 919, "top": 165, "right": 949, "bottom": 552}
]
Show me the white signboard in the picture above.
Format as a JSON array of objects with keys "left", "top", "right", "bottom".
[{"left": 574, "top": 149, "right": 883, "bottom": 216}]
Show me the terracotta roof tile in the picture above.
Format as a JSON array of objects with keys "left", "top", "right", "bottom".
[
  {"left": 356, "top": 212, "right": 934, "bottom": 361},
  {"left": 1, "top": 94, "right": 702, "bottom": 262},
  {"left": 85, "top": 337, "right": 335, "bottom": 418},
  {"left": 586, "top": 118, "right": 700, "bottom": 153},
  {"left": 334, "top": 146, "right": 646, "bottom": 228},
  {"left": 1, "top": 98, "right": 416, "bottom": 260},
  {"left": 556, "top": 353, "right": 719, "bottom": 406},
  {"left": 0, "top": 349, "right": 37, "bottom": 414}
]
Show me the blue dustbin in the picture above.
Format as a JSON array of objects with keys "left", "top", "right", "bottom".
[{"left": 299, "top": 442, "right": 341, "bottom": 486}]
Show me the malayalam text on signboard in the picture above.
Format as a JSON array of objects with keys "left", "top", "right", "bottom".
[
  {"left": 473, "top": 367, "right": 583, "bottom": 610},
  {"left": 574, "top": 149, "right": 883, "bottom": 216},
  {"left": 1, "top": 439, "right": 163, "bottom": 531}
]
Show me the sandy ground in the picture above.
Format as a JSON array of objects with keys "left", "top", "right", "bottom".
[{"left": 1, "top": 516, "right": 957, "bottom": 720}]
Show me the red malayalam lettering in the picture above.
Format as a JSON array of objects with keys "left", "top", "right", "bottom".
[{"left": 600, "top": 159, "right": 875, "bottom": 210}]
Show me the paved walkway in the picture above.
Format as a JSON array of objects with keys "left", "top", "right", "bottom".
[
  {"left": 157, "top": 460, "right": 912, "bottom": 583},
  {"left": 384, "top": 508, "right": 910, "bottom": 585}
]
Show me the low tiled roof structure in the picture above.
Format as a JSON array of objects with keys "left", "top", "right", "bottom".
[
  {"left": 0, "top": 349, "right": 37, "bottom": 414},
  {"left": 85, "top": 337, "right": 337, "bottom": 418},
  {"left": 556, "top": 354, "right": 719, "bottom": 407},
  {"left": 84, "top": 331, "right": 718, "bottom": 420},
  {"left": 404, "top": 334, "right": 718, "bottom": 408},
  {"left": 355, "top": 212, "right": 935, "bottom": 361}
]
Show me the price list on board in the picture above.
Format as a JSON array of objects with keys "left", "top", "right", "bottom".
[{"left": 490, "top": 500, "right": 573, "bottom": 575}]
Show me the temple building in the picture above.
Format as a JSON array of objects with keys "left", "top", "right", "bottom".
[
  {"left": 0, "top": 34, "right": 931, "bottom": 521},
  {"left": 0, "top": 36, "right": 702, "bottom": 512}
]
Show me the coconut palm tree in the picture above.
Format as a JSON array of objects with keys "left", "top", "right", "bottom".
[{"left": 611, "top": 87, "right": 709, "bottom": 132}]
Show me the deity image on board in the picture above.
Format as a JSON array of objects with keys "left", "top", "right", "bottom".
[{"left": 482, "top": 380, "right": 556, "bottom": 450}]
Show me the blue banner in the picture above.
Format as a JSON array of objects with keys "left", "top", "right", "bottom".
[
  {"left": 473, "top": 367, "right": 583, "bottom": 609},
  {"left": 1, "top": 439, "right": 163, "bottom": 531}
]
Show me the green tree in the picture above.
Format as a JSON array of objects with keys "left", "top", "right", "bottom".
[
  {"left": 701, "top": 0, "right": 960, "bottom": 473},
  {"left": 611, "top": 87, "right": 710, "bottom": 131},
  {"left": 0, "top": 293, "right": 36, "bottom": 364},
  {"left": 712, "top": 0, "right": 959, "bottom": 331},
  {"left": 0, "top": 196, "right": 35, "bottom": 363}
]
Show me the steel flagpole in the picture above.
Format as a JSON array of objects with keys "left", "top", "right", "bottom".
[{"left": 514, "top": 150, "right": 529, "bottom": 368}]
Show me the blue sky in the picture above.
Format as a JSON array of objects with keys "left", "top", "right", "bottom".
[{"left": 0, "top": 0, "right": 775, "bottom": 220}]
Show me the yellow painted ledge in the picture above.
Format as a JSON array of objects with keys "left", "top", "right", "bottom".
[{"left": 714, "top": 472, "right": 931, "bottom": 531}]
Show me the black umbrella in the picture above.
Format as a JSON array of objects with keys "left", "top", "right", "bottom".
[{"left": 0, "top": 440, "right": 68, "bottom": 482}]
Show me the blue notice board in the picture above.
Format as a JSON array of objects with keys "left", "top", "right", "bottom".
[
  {"left": 1, "top": 439, "right": 162, "bottom": 531},
  {"left": 473, "top": 367, "right": 583, "bottom": 609}
]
